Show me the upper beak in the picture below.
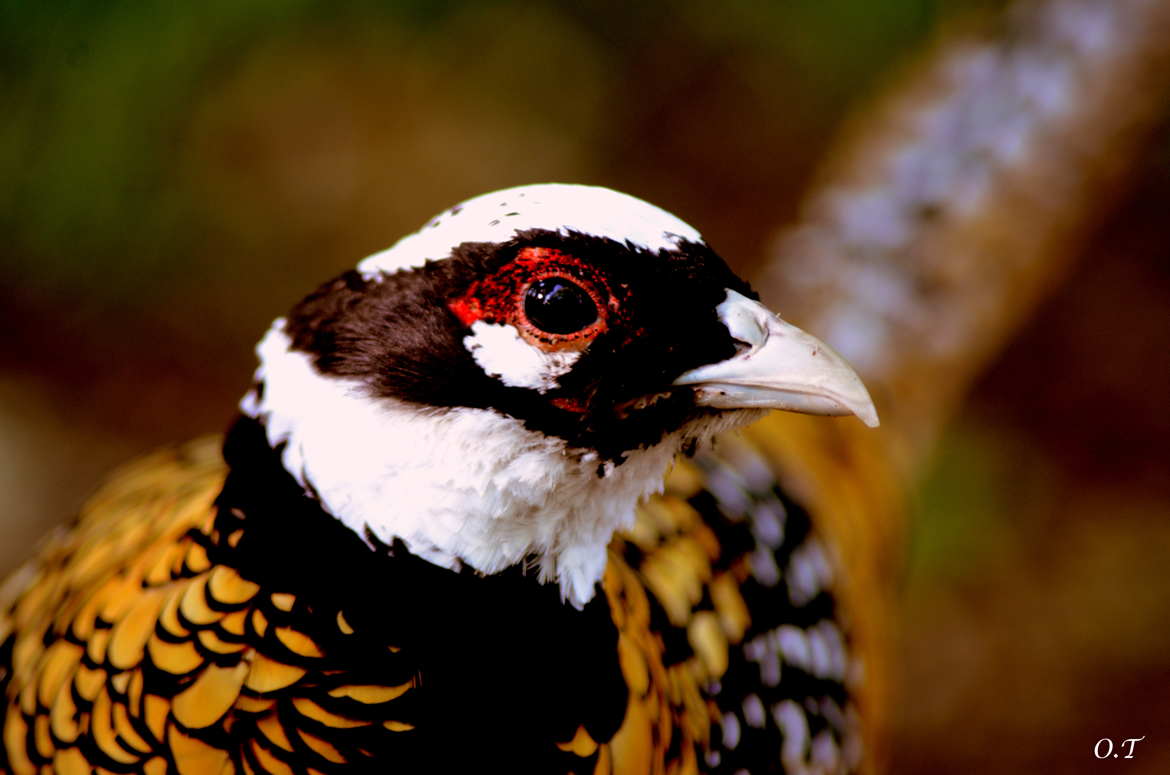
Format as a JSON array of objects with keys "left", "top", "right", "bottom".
[{"left": 673, "top": 290, "right": 879, "bottom": 428}]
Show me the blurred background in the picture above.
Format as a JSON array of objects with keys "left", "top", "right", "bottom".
[{"left": 2, "top": 0, "right": 1168, "bottom": 771}]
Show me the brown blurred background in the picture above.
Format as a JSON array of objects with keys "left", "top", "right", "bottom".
[{"left": 2, "top": 0, "right": 1168, "bottom": 771}]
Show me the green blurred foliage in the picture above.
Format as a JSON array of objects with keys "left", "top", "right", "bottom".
[
  {"left": 0, "top": 0, "right": 984, "bottom": 300},
  {"left": 907, "top": 421, "right": 1048, "bottom": 584}
]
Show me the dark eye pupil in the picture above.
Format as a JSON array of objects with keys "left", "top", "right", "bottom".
[{"left": 524, "top": 278, "right": 598, "bottom": 335}]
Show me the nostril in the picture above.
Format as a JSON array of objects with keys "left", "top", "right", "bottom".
[
  {"left": 714, "top": 289, "right": 769, "bottom": 355},
  {"left": 731, "top": 337, "right": 754, "bottom": 356},
  {"left": 724, "top": 312, "right": 766, "bottom": 354}
]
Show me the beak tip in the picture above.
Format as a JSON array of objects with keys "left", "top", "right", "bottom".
[
  {"left": 823, "top": 390, "right": 879, "bottom": 428},
  {"left": 856, "top": 406, "right": 881, "bottom": 428},
  {"left": 836, "top": 384, "right": 880, "bottom": 428}
]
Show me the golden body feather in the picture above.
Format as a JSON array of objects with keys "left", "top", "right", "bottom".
[{"left": 1, "top": 419, "right": 867, "bottom": 774}]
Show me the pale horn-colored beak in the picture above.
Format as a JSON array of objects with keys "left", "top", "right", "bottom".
[{"left": 673, "top": 290, "right": 879, "bottom": 428}]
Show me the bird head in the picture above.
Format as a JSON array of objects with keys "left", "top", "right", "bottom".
[{"left": 242, "top": 183, "right": 877, "bottom": 606}]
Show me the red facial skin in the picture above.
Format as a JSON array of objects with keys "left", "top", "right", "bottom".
[
  {"left": 449, "top": 247, "right": 634, "bottom": 352},
  {"left": 448, "top": 247, "right": 644, "bottom": 413}
]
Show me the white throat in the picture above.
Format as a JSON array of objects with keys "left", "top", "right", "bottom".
[{"left": 241, "top": 322, "right": 726, "bottom": 607}]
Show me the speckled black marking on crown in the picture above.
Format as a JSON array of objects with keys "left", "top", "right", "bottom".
[{"left": 281, "top": 228, "right": 755, "bottom": 462}]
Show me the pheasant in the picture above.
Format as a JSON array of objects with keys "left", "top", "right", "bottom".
[{"left": 0, "top": 183, "right": 878, "bottom": 774}]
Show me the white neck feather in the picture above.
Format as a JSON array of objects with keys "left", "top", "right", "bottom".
[{"left": 241, "top": 322, "right": 729, "bottom": 608}]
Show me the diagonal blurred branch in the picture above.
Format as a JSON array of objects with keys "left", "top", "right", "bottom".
[
  {"left": 743, "top": 2, "right": 1170, "bottom": 767},
  {"left": 756, "top": 0, "right": 1170, "bottom": 479}
]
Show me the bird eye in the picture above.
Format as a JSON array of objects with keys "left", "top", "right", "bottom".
[{"left": 523, "top": 277, "right": 599, "bottom": 335}]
